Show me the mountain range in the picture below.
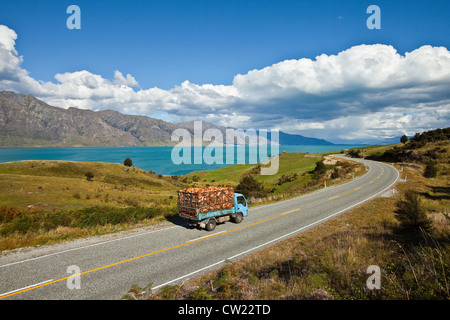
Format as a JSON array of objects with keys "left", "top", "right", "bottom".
[{"left": 0, "top": 91, "right": 333, "bottom": 147}]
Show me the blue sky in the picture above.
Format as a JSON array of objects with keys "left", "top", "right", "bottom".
[
  {"left": 0, "top": 0, "right": 449, "bottom": 143},
  {"left": 3, "top": 0, "right": 449, "bottom": 89}
]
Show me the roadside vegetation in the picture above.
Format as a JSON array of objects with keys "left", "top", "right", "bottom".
[{"left": 127, "top": 128, "right": 449, "bottom": 300}]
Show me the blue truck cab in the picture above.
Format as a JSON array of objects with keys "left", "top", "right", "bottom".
[
  {"left": 234, "top": 193, "right": 248, "bottom": 217},
  {"left": 178, "top": 188, "right": 248, "bottom": 231}
]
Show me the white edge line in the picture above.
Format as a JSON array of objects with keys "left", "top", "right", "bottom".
[
  {"left": 0, "top": 279, "right": 53, "bottom": 297},
  {"left": 152, "top": 161, "right": 399, "bottom": 291},
  {"left": 152, "top": 261, "right": 225, "bottom": 291}
]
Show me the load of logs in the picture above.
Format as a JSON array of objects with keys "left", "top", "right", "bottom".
[{"left": 177, "top": 186, "right": 234, "bottom": 217}]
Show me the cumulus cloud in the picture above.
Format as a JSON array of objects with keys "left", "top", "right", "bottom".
[
  {"left": 113, "top": 70, "right": 139, "bottom": 87},
  {"left": 0, "top": 24, "right": 449, "bottom": 143}
]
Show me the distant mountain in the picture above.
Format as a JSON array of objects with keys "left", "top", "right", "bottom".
[
  {"left": 176, "top": 120, "right": 333, "bottom": 145},
  {"left": 0, "top": 91, "right": 334, "bottom": 147},
  {"left": 176, "top": 120, "right": 270, "bottom": 145},
  {"left": 0, "top": 91, "right": 178, "bottom": 147},
  {"left": 268, "top": 130, "right": 334, "bottom": 146}
]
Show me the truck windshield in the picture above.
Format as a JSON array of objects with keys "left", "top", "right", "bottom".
[{"left": 237, "top": 196, "right": 246, "bottom": 206}]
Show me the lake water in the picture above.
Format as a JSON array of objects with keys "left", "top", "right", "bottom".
[{"left": 0, "top": 145, "right": 365, "bottom": 175}]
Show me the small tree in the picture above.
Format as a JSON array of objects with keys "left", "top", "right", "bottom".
[
  {"left": 124, "top": 157, "right": 133, "bottom": 167},
  {"left": 85, "top": 171, "right": 94, "bottom": 181},
  {"left": 400, "top": 135, "right": 408, "bottom": 143},
  {"left": 394, "top": 190, "right": 433, "bottom": 234}
]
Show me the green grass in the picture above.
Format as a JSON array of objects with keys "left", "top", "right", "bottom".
[
  {"left": 186, "top": 152, "right": 318, "bottom": 183},
  {"left": 184, "top": 152, "right": 364, "bottom": 202}
]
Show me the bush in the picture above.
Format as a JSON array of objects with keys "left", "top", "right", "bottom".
[
  {"left": 124, "top": 157, "right": 133, "bottom": 167},
  {"left": 85, "top": 171, "right": 94, "bottom": 181},
  {"left": 347, "top": 149, "right": 364, "bottom": 158},
  {"left": 235, "top": 174, "right": 267, "bottom": 198},
  {"left": 394, "top": 190, "right": 433, "bottom": 234},
  {"left": 400, "top": 135, "right": 408, "bottom": 143},
  {"left": 277, "top": 173, "right": 298, "bottom": 185},
  {"left": 313, "top": 160, "right": 327, "bottom": 179},
  {"left": 0, "top": 205, "right": 178, "bottom": 235},
  {"left": 331, "top": 167, "right": 340, "bottom": 179},
  {"left": 423, "top": 161, "right": 437, "bottom": 178}
]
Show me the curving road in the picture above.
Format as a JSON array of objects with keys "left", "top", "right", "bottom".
[{"left": 0, "top": 156, "right": 399, "bottom": 300}]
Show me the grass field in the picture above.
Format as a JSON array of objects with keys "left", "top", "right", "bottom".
[
  {"left": 0, "top": 160, "right": 184, "bottom": 249},
  {"left": 0, "top": 160, "right": 180, "bottom": 211}
]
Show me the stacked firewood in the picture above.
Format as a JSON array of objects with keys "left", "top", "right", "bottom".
[{"left": 178, "top": 187, "right": 234, "bottom": 217}]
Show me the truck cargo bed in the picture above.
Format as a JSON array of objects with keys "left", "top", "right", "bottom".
[{"left": 177, "top": 187, "right": 234, "bottom": 220}]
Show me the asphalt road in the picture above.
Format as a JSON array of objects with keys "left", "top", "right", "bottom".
[{"left": 0, "top": 156, "right": 399, "bottom": 300}]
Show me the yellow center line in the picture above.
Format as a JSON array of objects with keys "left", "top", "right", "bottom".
[
  {"left": 0, "top": 208, "right": 302, "bottom": 299},
  {"left": 370, "top": 168, "right": 384, "bottom": 184},
  {"left": 329, "top": 187, "right": 362, "bottom": 201}
]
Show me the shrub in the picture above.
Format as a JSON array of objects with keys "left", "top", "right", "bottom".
[
  {"left": 124, "top": 157, "right": 133, "bottom": 167},
  {"left": 313, "top": 160, "right": 327, "bottom": 179},
  {"left": 394, "top": 190, "right": 433, "bottom": 234},
  {"left": 85, "top": 171, "right": 94, "bottom": 181},
  {"left": 235, "top": 174, "right": 267, "bottom": 198},
  {"left": 0, "top": 205, "right": 178, "bottom": 238},
  {"left": 277, "top": 173, "right": 298, "bottom": 185},
  {"left": 331, "top": 167, "right": 340, "bottom": 179},
  {"left": 423, "top": 161, "right": 437, "bottom": 178},
  {"left": 400, "top": 135, "right": 408, "bottom": 143},
  {"left": 347, "top": 149, "right": 364, "bottom": 158}
]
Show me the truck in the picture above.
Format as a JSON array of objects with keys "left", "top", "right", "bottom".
[{"left": 177, "top": 186, "right": 248, "bottom": 231}]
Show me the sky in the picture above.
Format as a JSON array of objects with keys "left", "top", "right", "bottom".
[{"left": 0, "top": 0, "right": 449, "bottom": 144}]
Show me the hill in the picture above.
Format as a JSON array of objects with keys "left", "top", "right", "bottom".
[
  {"left": 0, "top": 160, "right": 184, "bottom": 249},
  {"left": 348, "top": 127, "right": 450, "bottom": 163},
  {"left": 268, "top": 130, "right": 334, "bottom": 146},
  {"left": 0, "top": 91, "right": 180, "bottom": 147},
  {"left": 0, "top": 91, "right": 334, "bottom": 147}
]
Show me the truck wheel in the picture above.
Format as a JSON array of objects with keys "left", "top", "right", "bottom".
[
  {"left": 205, "top": 218, "right": 216, "bottom": 231},
  {"left": 232, "top": 212, "right": 243, "bottom": 224}
]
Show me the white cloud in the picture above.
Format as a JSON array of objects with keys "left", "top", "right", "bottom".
[
  {"left": 113, "top": 70, "right": 139, "bottom": 87},
  {"left": 0, "top": 24, "right": 449, "bottom": 143}
]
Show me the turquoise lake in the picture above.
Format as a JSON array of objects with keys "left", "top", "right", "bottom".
[{"left": 0, "top": 145, "right": 366, "bottom": 175}]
